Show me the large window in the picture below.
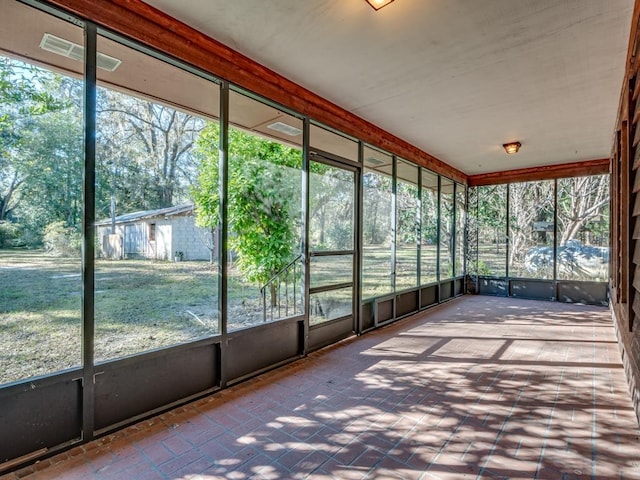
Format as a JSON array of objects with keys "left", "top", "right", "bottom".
[
  {"left": 439, "top": 178, "right": 455, "bottom": 280},
  {"left": 362, "top": 147, "right": 393, "bottom": 299},
  {"left": 509, "top": 180, "right": 555, "bottom": 279},
  {"left": 475, "top": 184, "right": 507, "bottom": 277},
  {"left": 557, "top": 175, "right": 609, "bottom": 281},
  {"left": 0, "top": 3, "right": 84, "bottom": 385},
  {"left": 420, "top": 170, "right": 439, "bottom": 284},
  {"left": 227, "top": 91, "right": 303, "bottom": 330},
  {"left": 454, "top": 183, "right": 466, "bottom": 276},
  {"left": 0, "top": 0, "right": 474, "bottom": 387},
  {"left": 471, "top": 176, "right": 610, "bottom": 284},
  {"left": 94, "top": 35, "right": 220, "bottom": 362},
  {"left": 309, "top": 162, "right": 355, "bottom": 325},
  {"left": 395, "top": 159, "right": 419, "bottom": 290}
]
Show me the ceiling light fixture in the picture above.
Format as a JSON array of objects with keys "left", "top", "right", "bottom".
[
  {"left": 502, "top": 142, "right": 521, "bottom": 154},
  {"left": 366, "top": 0, "right": 395, "bottom": 11}
]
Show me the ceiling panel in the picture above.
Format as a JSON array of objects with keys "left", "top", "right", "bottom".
[{"left": 143, "top": 0, "right": 633, "bottom": 175}]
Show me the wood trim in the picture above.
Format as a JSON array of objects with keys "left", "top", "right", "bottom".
[
  {"left": 634, "top": 140, "right": 640, "bottom": 169},
  {"left": 621, "top": 121, "right": 629, "bottom": 305},
  {"left": 44, "top": 0, "right": 467, "bottom": 184},
  {"left": 612, "top": 135, "right": 620, "bottom": 288},
  {"left": 467, "top": 158, "right": 610, "bottom": 187},
  {"left": 634, "top": 214, "right": 640, "bottom": 238}
]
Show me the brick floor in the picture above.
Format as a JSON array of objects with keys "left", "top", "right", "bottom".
[{"left": 2, "top": 296, "right": 640, "bottom": 479}]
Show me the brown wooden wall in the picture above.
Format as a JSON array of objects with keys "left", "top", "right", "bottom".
[{"left": 610, "top": 0, "right": 640, "bottom": 424}]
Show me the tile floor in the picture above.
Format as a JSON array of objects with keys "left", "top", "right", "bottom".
[{"left": 2, "top": 296, "right": 640, "bottom": 479}]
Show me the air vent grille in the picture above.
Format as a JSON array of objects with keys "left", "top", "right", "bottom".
[
  {"left": 40, "top": 33, "right": 122, "bottom": 72},
  {"left": 267, "top": 121, "right": 302, "bottom": 136}
]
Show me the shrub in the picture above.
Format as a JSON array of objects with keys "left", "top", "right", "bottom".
[
  {"left": 43, "top": 221, "right": 81, "bottom": 257},
  {"left": 0, "top": 221, "right": 21, "bottom": 248}
]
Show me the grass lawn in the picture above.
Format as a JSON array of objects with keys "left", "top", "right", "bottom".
[
  {"left": 0, "top": 249, "right": 271, "bottom": 384},
  {"left": 362, "top": 244, "right": 450, "bottom": 300},
  {"left": 1, "top": 245, "right": 442, "bottom": 385}
]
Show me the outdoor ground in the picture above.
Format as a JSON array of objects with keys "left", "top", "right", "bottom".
[{"left": 1, "top": 246, "right": 449, "bottom": 386}]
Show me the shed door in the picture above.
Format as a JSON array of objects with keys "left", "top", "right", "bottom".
[{"left": 124, "top": 224, "right": 145, "bottom": 257}]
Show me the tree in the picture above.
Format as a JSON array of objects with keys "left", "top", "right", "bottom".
[
  {"left": 508, "top": 181, "right": 555, "bottom": 277},
  {"left": 96, "top": 88, "right": 206, "bottom": 223},
  {"left": 18, "top": 109, "right": 84, "bottom": 234},
  {"left": 557, "top": 175, "right": 609, "bottom": 245},
  {"left": 193, "top": 124, "right": 302, "bottom": 306},
  {"left": 396, "top": 182, "right": 419, "bottom": 244},
  {"left": 363, "top": 171, "right": 392, "bottom": 245},
  {"left": 0, "top": 57, "right": 68, "bottom": 226}
]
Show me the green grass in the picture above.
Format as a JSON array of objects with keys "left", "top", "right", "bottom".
[
  {"left": 1, "top": 250, "right": 229, "bottom": 384},
  {"left": 0, "top": 245, "right": 456, "bottom": 384},
  {"left": 362, "top": 244, "right": 449, "bottom": 299}
]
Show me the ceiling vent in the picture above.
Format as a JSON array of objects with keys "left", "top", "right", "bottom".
[
  {"left": 267, "top": 121, "right": 302, "bottom": 136},
  {"left": 39, "top": 33, "right": 122, "bottom": 72},
  {"left": 366, "top": 157, "right": 386, "bottom": 166}
]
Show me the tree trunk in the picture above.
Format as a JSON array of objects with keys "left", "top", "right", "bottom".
[{"left": 270, "top": 283, "right": 277, "bottom": 308}]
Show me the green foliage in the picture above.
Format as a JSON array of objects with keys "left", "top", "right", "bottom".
[
  {"left": 43, "top": 221, "right": 81, "bottom": 257},
  {"left": 0, "top": 221, "right": 21, "bottom": 248},
  {"left": 1, "top": 57, "right": 79, "bottom": 247},
  {"left": 95, "top": 88, "right": 205, "bottom": 218},
  {"left": 363, "top": 171, "right": 392, "bottom": 245},
  {"left": 193, "top": 124, "right": 302, "bottom": 286},
  {"left": 475, "top": 260, "right": 493, "bottom": 276},
  {"left": 0, "top": 57, "right": 67, "bottom": 148},
  {"left": 397, "top": 183, "right": 419, "bottom": 244}
]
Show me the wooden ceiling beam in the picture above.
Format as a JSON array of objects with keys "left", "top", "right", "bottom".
[{"left": 467, "top": 158, "right": 610, "bottom": 187}]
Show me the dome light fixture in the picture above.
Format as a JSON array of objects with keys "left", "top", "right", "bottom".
[
  {"left": 366, "top": 0, "right": 395, "bottom": 11},
  {"left": 503, "top": 142, "right": 522, "bottom": 154}
]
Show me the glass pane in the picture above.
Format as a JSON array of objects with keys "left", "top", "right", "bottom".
[
  {"left": 421, "top": 170, "right": 438, "bottom": 284},
  {"left": 439, "top": 178, "right": 454, "bottom": 280},
  {"left": 475, "top": 185, "right": 507, "bottom": 277},
  {"left": 310, "top": 163, "right": 354, "bottom": 251},
  {"left": 95, "top": 35, "right": 220, "bottom": 362},
  {"left": 396, "top": 159, "right": 419, "bottom": 290},
  {"left": 310, "top": 255, "right": 353, "bottom": 288},
  {"left": 557, "top": 175, "right": 609, "bottom": 281},
  {"left": 0, "top": 3, "right": 84, "bottom": 384},
  {"left": 310, "top": 287, "right": 353, "bottom": 325},
  {"left": 362, "top": 147, "right": 393, "bottom": 299},
  {"left": 455, "top": 183, "right": 466, "bottom": 276},
  {"left": 509, "top": 180, "right": 555, "bottom": 279},
  {"left": 227, "top": 91, "right": 303, "bottom": 330},
  {"left": 310, "top": 124, "right": 358, "bottom": 162}
]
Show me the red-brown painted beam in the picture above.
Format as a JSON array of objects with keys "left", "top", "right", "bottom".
[
  {"left": 45, "top": 0, "right": 467, "bottom": 184},
  {"left": 467, "top": 158, "right": 610, "bottom": 187}
]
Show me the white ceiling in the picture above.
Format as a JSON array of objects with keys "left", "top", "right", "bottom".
[{"left": 142, "top": 0, "right": 633, "bottom": 175}]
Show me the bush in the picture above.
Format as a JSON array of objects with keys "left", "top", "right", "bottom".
[
  {"left": 43, "top": 221, "right": 81, "bottom": 257},
  {"left": 0, "top": 221, "right": 21, "bottom": 248}
]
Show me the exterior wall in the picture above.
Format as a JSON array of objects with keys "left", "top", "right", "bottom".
[
  {"left": 612, "top": 306, "right": 640, "bottom": 424},
  {"left": 97, "top": 215, "right": 212, "bottom": 261},
  {"left": 169, "top": 216, "right": 212, "bottom": 261},
  {"left": 155, "top": 223, "right": 172, "bottom": 260},
  {"left": 609, "top": 0, "right": 640, "bottom": 425},
  {"left": 97, "top": 224, "right": 125, "bottom": 259}
]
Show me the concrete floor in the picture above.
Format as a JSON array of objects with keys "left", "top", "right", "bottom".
[{"left": 2, "top": 296, "right": 640, "bottom": 479}]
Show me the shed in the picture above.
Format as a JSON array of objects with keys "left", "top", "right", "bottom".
[{"left": 95, "top": 204, "right": 214, "bottom": 261}]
